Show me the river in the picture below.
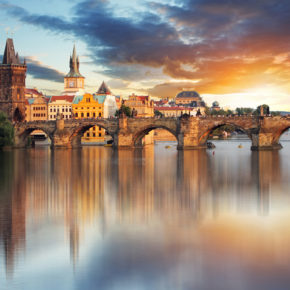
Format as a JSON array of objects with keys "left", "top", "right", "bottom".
[{"left": 0, "top": 135, "right": 290, "bottom": 290}]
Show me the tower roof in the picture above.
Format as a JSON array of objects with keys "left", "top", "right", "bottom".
[
  {"left": 65, "top": 45, "right": 84, "bottom": 78},
  {"left": 97, "top": 81, "right": 112, "bottom": 95},
  {"left": 2, "top": 38, "right": 23, "bottom": 65}
]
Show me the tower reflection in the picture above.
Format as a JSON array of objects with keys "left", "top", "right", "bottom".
[{"left": 0, "top": 145, "right": 287, "bottom": 278}]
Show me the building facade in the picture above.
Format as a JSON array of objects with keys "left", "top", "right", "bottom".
[
  {"left": 154, "top": 106, "right": 194, "bottom": 117},
  {"left": 175, "top": 91, "right": 203, "bottom": 105},
  {"left": 0, "top": 38, "right": 27, "bottom": 121},
  {"left": 123, "top": 94, "right": 154, "bottom": 117},
  {"left": 72, "top": 93, "right": 105, "bottom": 143},
  {"left": 25, "top": 96, "right": 48, "bottom": 121},
  {"left": 95, "top": 81, "right": 118, "bottom": 118},
  {"left": 63, "top": 45, "right": 85, "bottom": 96},
  {"left": 48, "top": 95, "right": 74, "bottom": 120}
]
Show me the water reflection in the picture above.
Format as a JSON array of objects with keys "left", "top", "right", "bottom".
[{"left": 0, "top": 143, "right": 290, "bottom": 289}]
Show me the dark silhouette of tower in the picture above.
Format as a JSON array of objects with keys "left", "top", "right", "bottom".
[{"left": 0, "top": 38, "right": 26, "bottom": 121}]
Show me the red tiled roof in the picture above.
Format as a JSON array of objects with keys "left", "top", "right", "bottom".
[
  {"left": 50, "top": 95, "right": 75, "bottom": 103},
  {"left": 25, "top": 88, "right": 43, "bottom": 96},
  {"left": 137, "top": 96, "right": 149, "bottom": 101},
  {"left": 155, "top": 106, "right": 193, "bottom": 111}
]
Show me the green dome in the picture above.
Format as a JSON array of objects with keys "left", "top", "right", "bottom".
[{"left": 176, "top": 91, "right": 200, "bottom": 99}]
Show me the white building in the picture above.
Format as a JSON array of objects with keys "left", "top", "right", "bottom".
[
  {"left": 95, "top": 81, "right": 118, "bottom": 118},
  {"left": 48, "top": 95, "right": 74, "bottom": 120}
]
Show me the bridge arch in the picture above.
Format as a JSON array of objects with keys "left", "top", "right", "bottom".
[
  {"left": 15, "top": 126, "right": 53, "bottom": 147},
  {"left": 69, "top": 122, "right": 115, "bottom": 147},
  {"left": 133, "top": 124, "right": 178, "bottom": 147},
  {"left": 273, "top": 125, "right": 290, "bottom": 145},
  {"left": 198, "top": 121, "right": 252, "bottom": 146}
]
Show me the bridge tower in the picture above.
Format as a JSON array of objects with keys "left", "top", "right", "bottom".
[{"left": 0, "top": 38, "right": 27, "bottom": 122}]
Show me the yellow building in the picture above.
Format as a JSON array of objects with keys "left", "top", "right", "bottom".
[{"left": 72, "top": 93, "right": 105, "bottom": 143}]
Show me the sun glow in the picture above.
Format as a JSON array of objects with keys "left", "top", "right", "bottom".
[{"left": 244, "top": 85, "right": 287, "bottom": 98}]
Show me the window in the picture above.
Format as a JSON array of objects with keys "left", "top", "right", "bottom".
[
  {"left": 87, "top": 113, "right": 90, "bottom": 117},
  {"left": 75, "top": 113, "right": 78, "bottom": 117},
  {"left": 93, "top": 113, "right": 96, "bottom": 117},
  {"left": 99, "top": 133, "right": 101, "bottom": 137},
  {"left": 87, "top": 133, "right": 90, "bottom": 137},
  {"left": 81, "top": 113, "right": 84, "bottom": 117},
  {"left": 93, "top": 133, "right": 95, "bottom": 137},
  {"left": 99, "top": 113, "right": 102, "bottom": 117},
  {"left": 86, "top": 98, "right": 90, "bottom": 102}
]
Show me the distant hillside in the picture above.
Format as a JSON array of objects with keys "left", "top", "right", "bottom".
[{"left": 279, "top": 111, "right": 290, "bottom": 116}]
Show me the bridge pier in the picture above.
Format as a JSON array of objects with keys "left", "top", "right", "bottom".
[
  {"left": 251, "top": 133, "right": 282, "bottom": 151},
  {"left": 177, "top": 133, "right": 207, "bottom": 150},
  {"left": 14, "top": 133, "right": 28, "bottom": 148},
  {"left": 51, "top": 119, "right": 72, "bottom": 148},
  {"left": 114, "top": 133, "right": 134, "bottom": 149}
]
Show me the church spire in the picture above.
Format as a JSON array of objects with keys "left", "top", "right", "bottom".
[
  {"left": 2, "top": 38, "right": 23, "bottom": 65},
  {"left": 66, "top": 45, "right": 83, "bottom": 77}
]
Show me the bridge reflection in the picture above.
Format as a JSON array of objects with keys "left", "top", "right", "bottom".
[{"left": 0, "top": 145, "right": 288, "bottom": 277}]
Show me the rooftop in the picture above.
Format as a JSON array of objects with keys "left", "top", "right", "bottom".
[
  {"left": 2, "top": 38, "right": 24, "bottom": 65},
  {"left": 176, "top": 91, "right": 200, "bottom": 99},
  {"left": 65, "top": 45, "right": 84, "bottom": 78},
  {"left": 97, "top": 81, "right": 112, "bottom": 95},
  {"left": 50, "top": 95, "right": 75, "bottom": 103},
  {"left": 155, "top": 106, "right": 193, "bottom": 111}
]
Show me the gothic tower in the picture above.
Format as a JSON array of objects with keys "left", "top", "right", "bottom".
[
  {"left": 63, "top": 45, "right": 85, "bottom": 95},
  {"left": 0, "top": 38, "right": 26, "bottom": 122}
]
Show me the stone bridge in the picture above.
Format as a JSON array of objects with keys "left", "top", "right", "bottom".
[{"left": 13, "top": 115, "right": 290, "bottom": 150}]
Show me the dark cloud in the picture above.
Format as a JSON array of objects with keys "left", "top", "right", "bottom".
[
  {"left": 0, "top": 54, "right": 64, "bottom": 83},
  {"left": 2, "top": 0, "right": 290, "bottom": 95},
  {"left": 25, "top": 57, "right": 65, "bottom": 83}
]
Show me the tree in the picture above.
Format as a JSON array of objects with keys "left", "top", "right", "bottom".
[
  {"left": 154, "top": 110, "right": 164, "bottom": 117},
  {"left": 270, "top": 111, "right": 281, "bottom": 116},
  {"left": 254, "top": 104, "right": 270, "bottom": 116},
  {"left": 115, "top": 105, "right": 132, "bottom": 117},
  {"left": 235, "top": 107, "right": 254, "bottom": 115},
  {"left": 204, "top": 106, "right": 211, "bottom": 115},
  {"left": 0, "top": 112, "right": 14, "bottom": 148}
]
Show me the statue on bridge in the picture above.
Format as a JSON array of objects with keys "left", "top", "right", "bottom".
[
  {"left": 56, "top": 109, "right": 63, "bottom": 120},
  {"left": 131, "top": 108, "right": 137, "bottom": 118}
]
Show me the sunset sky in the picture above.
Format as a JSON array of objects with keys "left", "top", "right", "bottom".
[{"left": 0, "top": 0, "right": 290, "bottom": 110}]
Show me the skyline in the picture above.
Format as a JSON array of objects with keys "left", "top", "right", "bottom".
[{"left": 1, "top": 0, "right": 290, "bottom": 110}]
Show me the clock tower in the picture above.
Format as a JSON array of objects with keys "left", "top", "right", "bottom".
[{"left": 63, "top": 45, "right": 85, "bottom": 95}]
